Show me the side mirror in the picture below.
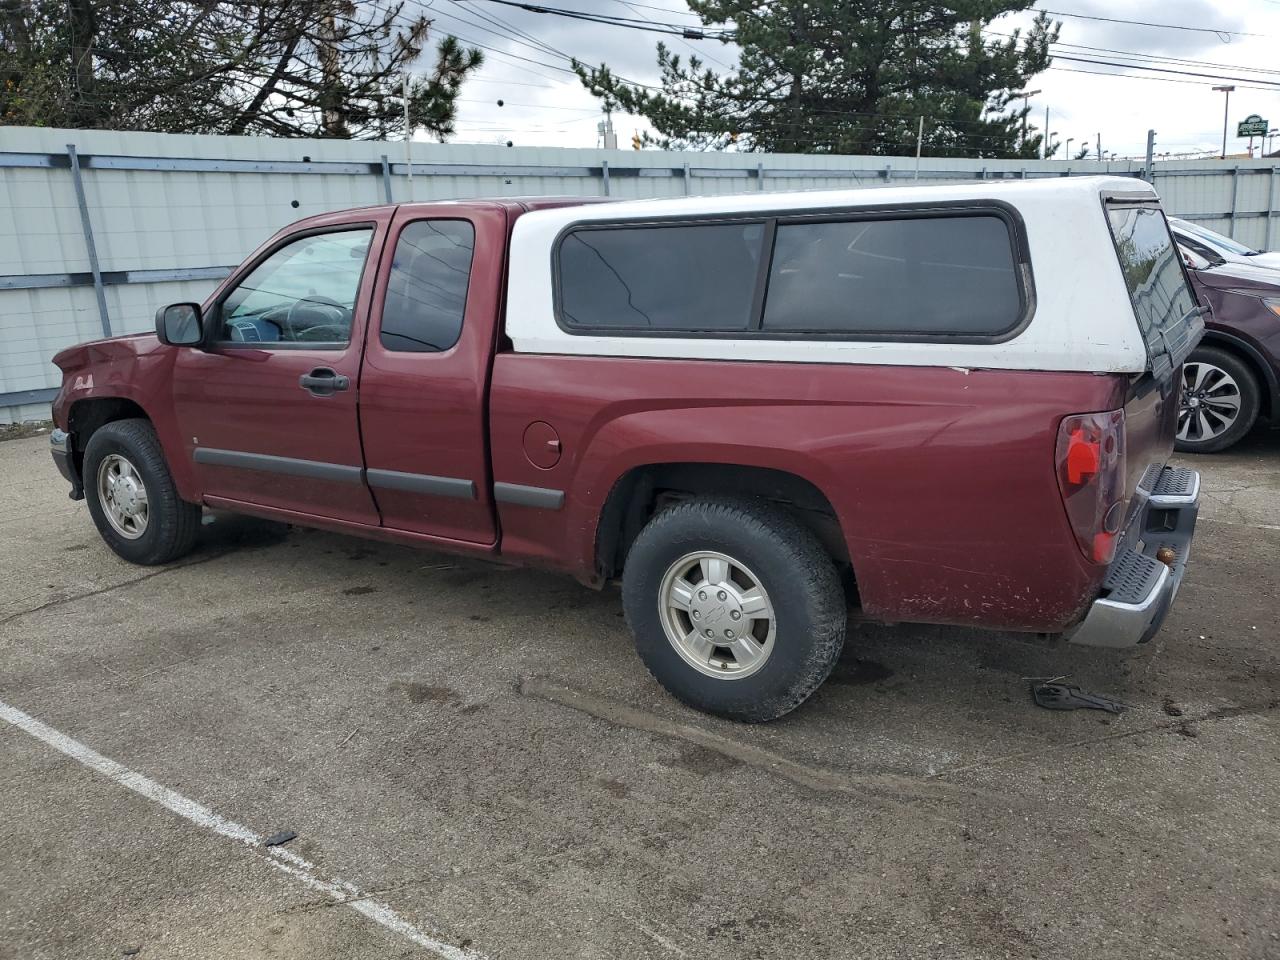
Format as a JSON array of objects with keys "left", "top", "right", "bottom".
[{"left": 155, "top": 302, "right": 204, "bottom": 346}]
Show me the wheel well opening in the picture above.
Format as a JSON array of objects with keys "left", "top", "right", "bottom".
[
  {"left": 595, "top": 462, "right": 851, "bottom": 582},
  {"left": 68, "top": 398, "right": 149, "bottom": 473}
]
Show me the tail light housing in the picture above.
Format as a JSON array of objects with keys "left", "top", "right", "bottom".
[{"left": 1055, "top": 410, "right": 1127, "bottom": 565}]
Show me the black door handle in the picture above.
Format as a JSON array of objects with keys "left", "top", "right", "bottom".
[{"left": 299, "top": 367, "right": 350, "bottom": 396}]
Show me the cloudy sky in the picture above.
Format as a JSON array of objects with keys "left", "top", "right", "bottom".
[{"left": 410, "top": 0, "right": 1280, "bottom": 160}]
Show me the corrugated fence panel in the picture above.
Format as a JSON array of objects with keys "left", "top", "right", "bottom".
[{"left": 2, "top": 125, "right": 1277, "bottom": 421}]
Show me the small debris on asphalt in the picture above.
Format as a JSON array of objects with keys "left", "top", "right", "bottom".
[
  {"left": 1162, "top": 698, "right": 1184, "bottom": 717},
  {"left": 263, "top": 830, "right": 298, "bottom": 847},
  {"left": 1031, "top": 682, "right": 1127, "bottom": 714},
  {"left": 121, "top": 947, "right": 141, "bottom": 956}
]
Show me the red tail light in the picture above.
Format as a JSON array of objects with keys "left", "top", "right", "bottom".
[{"left": 1056, "top": 410, "right": 1126, "bottom": 565}]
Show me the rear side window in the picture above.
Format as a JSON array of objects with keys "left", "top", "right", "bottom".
[
  {"left": 558, "top": 222, "right": 765, "bottom": 331},
  {"left": 762, "top": 216, "right": 1021, "bottom": 336},
  {"left": 1105, "top": 205, "right": 1201, "bottom": 373},
  {"left": 554, "top": 209, "right": 1026, "bottom": 340},
  {"left": 380, "top": 220, "right": 475, "bottom": 352}
]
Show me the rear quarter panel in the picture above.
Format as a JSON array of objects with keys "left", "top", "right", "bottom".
[{"left": 490, "top": 356, "right": 1129, "bottom": 632}]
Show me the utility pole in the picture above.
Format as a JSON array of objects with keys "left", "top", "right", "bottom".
[
  {"left": 599, "top": 108, "right": 618, "bottom": 149},
  {"left": 318, "top": 1, "right": 344, "bottom": 137},
  {"left": 1145, "top": 129, "right": 1156, "bottom": 183},
  {"left": 1213, "top": 85, "right": 1235, "bottom": 159},
  {"left": 403, "top": 72, "right": 413, "bottom": 199},
  {"left": 1042, "top": 106, "right": 1050, "bottom": 159},
  {"left": 1096, "top": 132, "right": 1102, "bottom": 162},
  {"left": 914, "top": 116, "right": 924, "bottom": 179}
]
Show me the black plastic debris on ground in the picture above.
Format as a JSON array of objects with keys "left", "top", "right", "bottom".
[
  {"left": 263, "top": 830, "right": 298, "bottom": 847},
  {"left": 1031, "top": 682, "right": 1128, "bottom": 714}
]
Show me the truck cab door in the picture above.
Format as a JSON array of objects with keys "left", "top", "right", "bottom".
[
  {"left": 357, "top": 205, "right": 505, "bottom": 545},
  {"left": 172, "top": 213, "right": 390, "bottom": 525}
]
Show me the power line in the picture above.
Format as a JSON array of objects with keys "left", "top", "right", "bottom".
[
  {"left": 1050, "top": 54, "right": 1280, "bottom": 88},
  {"left": 985, "top": 29, "right": 1280, "bottom": 78},
  {"left": 1038, "top": 8, "right": 1264, "bottom": 40},
  {"left": 597, "top": 0, "right": 701, "bottom": 18},
  {"left": 1047, "top": 64, "right": 1280, "bottom": 93},
  {"left": 457, "top": 98, "right": 600, "bottom": 112},
  {"left": 460, "top": 0, "right": 733, "bottom": 39},
  {"left": 610, "top": 0, "right": 736, "bottom": 70}
]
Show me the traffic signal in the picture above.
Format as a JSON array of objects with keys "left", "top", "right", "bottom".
[{"left": 631, "top": 131, "right": 642, "bottom": 150}]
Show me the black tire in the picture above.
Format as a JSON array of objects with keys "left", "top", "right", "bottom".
[
  {"left": 83, "top": 418, "right": 201, "bottom": 565},
  {"left": 622, "top": 497, "right": 846, "bottom": 722},
  {"left": 1174, "top": 346, "right": 1261, "bottom": 454}
]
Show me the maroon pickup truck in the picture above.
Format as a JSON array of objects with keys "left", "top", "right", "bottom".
[{"left": 49, "top": 178, "right": 1203, "bottom": 720}]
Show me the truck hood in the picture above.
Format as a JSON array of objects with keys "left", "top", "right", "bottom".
[{"left": 52, "top": 332, "right": 162, "bottom": 373}]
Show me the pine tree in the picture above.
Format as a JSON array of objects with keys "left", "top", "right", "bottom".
[
  {"left": 575, "top": 1, "right": 1058, "bottom": 158},
  {"left": 0, "top": 0, "right": 483, "bottom": 140}
]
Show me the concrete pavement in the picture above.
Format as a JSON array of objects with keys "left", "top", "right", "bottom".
[{"left": 1, "top": 429, "right": 1277, "bottom": 960}]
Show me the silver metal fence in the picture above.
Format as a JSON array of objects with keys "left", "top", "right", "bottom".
[{"left": 1, "top": 126, "right": 1277, "bottom": 421}]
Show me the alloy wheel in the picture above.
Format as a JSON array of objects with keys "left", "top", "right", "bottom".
[
  {"left": 658, "top": 550, "right": 776, "bottom": 680},
  {"left": 1178, "top": 361, "right": 1242, "bottom": 443}
]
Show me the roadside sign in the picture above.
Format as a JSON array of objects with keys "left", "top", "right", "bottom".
[{"left": 1237, "top": 114, "right": 1269, "bottom": 137}]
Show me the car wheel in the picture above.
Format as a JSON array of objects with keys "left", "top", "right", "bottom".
[
  {"left": 1174, "top": 347, "right": 1260, "bottom": 454},
  {"left": 84, "top": 418, "right": 201, "bottom": 565},
  {"left": 622, "top": 497, "right": 846, "bottom": 722}
]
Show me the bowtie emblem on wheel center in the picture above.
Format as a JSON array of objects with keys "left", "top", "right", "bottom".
[{"left": 690, "top": 590, "right": 742, "bottom": 632}]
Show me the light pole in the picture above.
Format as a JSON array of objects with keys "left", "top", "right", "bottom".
[
  {"left": 1213, "top": 85, "right": 1235, "bottom": 159},
  {"left": 1049, "top": 131, "right": 1059, "bottom": 158},
  {"left": 1012, "top": 89, "right": 1041, "bottom": 149},
  {"left": 1065, "top": 137, "right": 1074, "bottom": 159},
  {"left": 1268, "top": 128, "right": 1278, "bottom": 157}
]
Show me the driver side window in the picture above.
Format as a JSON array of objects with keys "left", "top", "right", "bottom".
[{"left": 218, "top": 229, "right": 373, "bottom": 346}]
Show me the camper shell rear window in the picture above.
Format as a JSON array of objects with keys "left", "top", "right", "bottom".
[{"left": 1104, "top": 201, "right": 1204, "bottom": 377}]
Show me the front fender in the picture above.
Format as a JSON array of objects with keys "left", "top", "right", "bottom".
[{"left": 53, "top": 335, "right": 197, "bottom": 501}]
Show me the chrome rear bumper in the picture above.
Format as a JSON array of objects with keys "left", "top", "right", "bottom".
[{"left": 1067, "top": 466, "right": 1199, "bottom": 649}]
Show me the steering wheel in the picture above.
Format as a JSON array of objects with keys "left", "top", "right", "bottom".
[{"left": 287, "top": 295, "right": 350, "bottom": 342}]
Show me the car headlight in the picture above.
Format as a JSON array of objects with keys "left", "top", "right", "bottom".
[{"left": 1265, "top": 297, "right": 1280, "bottom": 319}]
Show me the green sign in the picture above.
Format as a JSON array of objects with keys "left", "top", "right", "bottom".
[{"left": 1237, "top": 114, "right": 1269, "bottom": 137}]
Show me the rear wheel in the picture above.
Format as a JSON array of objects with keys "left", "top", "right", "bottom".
[
  {"left": 84, "top": 419, "right": 201, "bottom": 565},
  {"left": 1175, "top": 346, "right": 1260, "bottom": 453},
  {"left": 622, "top": 497, "right": 846, "bottom": 722}
]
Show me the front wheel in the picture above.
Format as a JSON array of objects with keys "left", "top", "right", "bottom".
[
  {"left": 83, "top": 419, "right": 201, "bottom": 565},
  {"left": 622, "top": 498, "right": 846, "bottom": 722},
  {"left": 1175, "top": 347, "right": 1260, "bottom": 454}
]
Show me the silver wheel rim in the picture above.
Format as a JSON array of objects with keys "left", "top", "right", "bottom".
[
  {"left": 658, "top": 551, "right": 776, "bottom": 680},
  {"left": 1178, "top": 361, "right": 1242, "bottom": 443},
  {"left": 97, "top": 453, "right": 149, "bottom": 540}
]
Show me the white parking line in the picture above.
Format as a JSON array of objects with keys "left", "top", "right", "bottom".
[{"left": 0, "top": 699, "right": 482, "bottom": 960}]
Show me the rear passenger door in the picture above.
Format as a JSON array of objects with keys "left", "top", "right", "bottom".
[{"left": 358, "top": 205, "right": 507, "bottom": 544}]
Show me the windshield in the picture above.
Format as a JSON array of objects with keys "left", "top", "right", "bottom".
[
  {"left": 1173, "top": 219, "right": 1258, "bottom": 257},
  {"left": 1106, "top": 205, "right": 1203, "bottom": 378}
]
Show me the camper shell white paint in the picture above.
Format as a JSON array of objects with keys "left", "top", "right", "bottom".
[{"left": 504, "top": 176, "right": 1160, "bottom": 373}]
